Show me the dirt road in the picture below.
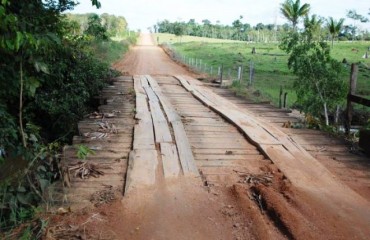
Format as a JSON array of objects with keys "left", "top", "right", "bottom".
[
  {"left": 113, "top": 34, "right": 192, "bottom": 76},
  {"left": 49, "top": 34, "right": 370, "bottom": 240}
]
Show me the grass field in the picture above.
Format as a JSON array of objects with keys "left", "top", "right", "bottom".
[
  {"left": 155, "top": 33, "right": 370, "bottom": 108},
  {"left": 153, "top": 33, "right": 243, "bottom": 44}
]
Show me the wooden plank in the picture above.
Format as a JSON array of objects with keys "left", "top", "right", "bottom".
[
  {"left": 172, "top": 120, "right": 199, "bottom": 176},
  {"left": 146, "top": 76, "right": 181, "bottom": 122},
  {"left": 190, "top": 143, "right": 257, "bottom": 150},
  {"left": 176, "top": 76, "right": 280, "bottom": 146},
  {"left": 125, "top": 149, "right": 158, "bottom": 195},
  {"left": 149, "top": 100, "right": 172, "bottom": 143},
  {"left": 161, "top": 143, "right": 181, "bottom": 178},
  {"left": 348, "top": 94, "right": 370, "bottom": 107},
  {"left": 176, "top": 76, "right": 194, "bottom": 92},
  {"left": 134, "top": 75, "right": 146, "bottom": 95},
  {"left": 133, "top": 122, "right": 155, "bottom": 150},
  {"left": 193, "top": 149, "right": 259, "bottom": 155},
  {"left": 195, "top": 154, "right": 265, "bottom": 161}
]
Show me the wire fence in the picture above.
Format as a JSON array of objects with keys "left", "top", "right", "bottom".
[{"left": 164, "top": 42, "right": 296, "bottom": 108}]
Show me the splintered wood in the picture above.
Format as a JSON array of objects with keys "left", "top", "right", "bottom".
[{"left": 124, "top": 75, "right": 199, "bottom": 195}]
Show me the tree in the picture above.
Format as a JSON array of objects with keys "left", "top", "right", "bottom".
[
  {"left": 327, "top": 17, "right": 344, "bottom": 48},
  {"left": 304, "top": 14, "right": 323, "bottom": 41},
  {"left": 84, "top": 14, "right": 108, "bottom": 40},
  {"left": 346, "top": 10, "right": 369, "bottom": 40},
  {"left": 173, "top": 22, "right": 185, "bottom": 42},
  {"left": 280, "top": 0, "right": 311, "bottom": 30},
  {"left": 280, "top": 32, "right": 347, "bottom": 126}
]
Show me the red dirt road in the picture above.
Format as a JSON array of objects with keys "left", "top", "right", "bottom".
[{"left": 113, "top": 34, "right": 193, "bottom": 76}]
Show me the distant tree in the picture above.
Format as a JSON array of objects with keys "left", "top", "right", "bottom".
[
  {"left": 255, "top": 23, "right": 265, "bottom": 30},
  {"left": 304, "top": 14, "right": 323, "bottom": 41},
  {"left": 173, "top": 22, "right": 185, "bottom": 42},
  {"left": 84, "top": 14, "right": 108, "bottom": 40},
  {"left": 327, "top": 17, "right": 344, "bottom": 48},
  {"left": 232, "top": 16, "right": 244, "bottom": 40},
  {"left": 280, "top": 0, "right": 310, "bottom": 30},
  {"left": 346, "top": 9, "right": 369, "bottom": 40}
]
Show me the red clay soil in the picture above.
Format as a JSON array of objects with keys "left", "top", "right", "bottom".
[
  {"left": 113, "top": 34, "right": 195, "bottom": 76},
  {"left": 45, "top": 34, "right": 370, "bottom": 240}
]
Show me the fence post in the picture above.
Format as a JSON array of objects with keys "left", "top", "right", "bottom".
[
  {"left": 237, "top": 66, "right": 242, "bottom": 82},
  {"left": 279, "top": 86, "right": 283, "bottom": 109},
  {"left": 220, "top": 64, "right": 224, "bottom": 85},
  {"left": 345, "top": 63, "right": 358, "bottom": 135},
  {"left": 249, "top": 61, "right": 254, "bottom": 85},
  {"left": 283, "top": 92, "right": 288, "bottom": 108},
  {"left": 240, "top": 66, "right": 244, "bottom": 83}
]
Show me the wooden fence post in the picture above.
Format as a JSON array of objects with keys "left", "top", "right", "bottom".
[
  {"left": 220, "top": 64, "right": 224, "bottom": 85},
  {"left": 249, "top": 61, "right": 254, "bottom": 85},
  {"left": 238, "top": 66, "right": 242, "bottom": 82},
  {"left": 283, "top": 92, "right": 288, "bottom": 108},
  {"left": 279, "top": 86, "right": 283, "bottom": 109},
  {"left": 345, "top": 63, "right": 358, "bottom": 135}
]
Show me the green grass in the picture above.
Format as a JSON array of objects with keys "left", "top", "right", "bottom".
[
  {"left": 92, "top": 32, "right": 138, "bottom": 65},
  {"left": 160, "top": 33, "right": 370, "bottom": 108},
  {"left": 154, "top": 33, "right": 243, "bottom": 44}
]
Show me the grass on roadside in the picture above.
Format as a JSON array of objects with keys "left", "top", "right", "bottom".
[{"left": 92, "top": 32, "right": 138, "bottom": 65}]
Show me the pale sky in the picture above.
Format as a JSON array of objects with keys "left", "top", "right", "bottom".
[{"left": 70, "top": 0, "right": 370, "bottom": 31}]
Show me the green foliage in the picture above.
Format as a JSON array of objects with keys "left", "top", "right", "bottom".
[
  {"left": 327, "top": 17, "right": 345, "bottom": 48},
  {"left": 84, "top": 14, "right": 109, "bottom": 40},
  {"left": 0, "top": 0, "right": 132, "bottom": 237},
  {"left": 66, "top": 13, "right": 128, "bottom": 38},
  {"left": 156, "top": 18, "right": 292, "bottom": 42},
  {"left": 76, "top": 145, "right": 95, "bottom": 160},
  {"left": 173, "top": 22, "right": 186, "bottom": 37},
  {"left": 280, "top": 31, "right": 347, "bottom": 125},
  {"left": 280, "top": 0, "right": 311, "bottom": 29}
]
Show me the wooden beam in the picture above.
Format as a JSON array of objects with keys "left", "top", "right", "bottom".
[{"left": 348, "top": 94, "right": 370, "bottom": 107}]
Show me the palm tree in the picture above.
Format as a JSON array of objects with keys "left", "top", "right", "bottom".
[
  {"left": 304, "top": 14, "right": 323, "bottom": 40},
  {"left": 280, "top": 0, "right": 311, "bottom": 30},
  {"left": 327, "top": 17, "right": 344, "bottom": 48}
]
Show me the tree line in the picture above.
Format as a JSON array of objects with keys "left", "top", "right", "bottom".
[
  {"left": 66, "top": 13, "right": 128, "bottom": 38},
  {"left": 155, "top": 6, "right": 369, "bottom": 42}
]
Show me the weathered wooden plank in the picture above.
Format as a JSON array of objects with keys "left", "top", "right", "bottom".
[
  {"left": 193, "top": 148, "right": 259, "bottom": 155},
  {"left": 125, "top": 149, "right": 158, "bottom": 195},
  {"left": 149, "top": 100, "right": 172, "bottom": 143},
  {"left": 146, "top": 76, "right": 181, "bottom": 122},
  {"left": 133, "top": 122, "right": 155, "bottom": 150},
  {"left": 176, "top": 75, "right": 280, "bottom": 146},
  {"left": 172, "top": 120, "right": 199, "bottom": 176},
  {"left": 190, "top": 143, "right": 257, "bottom": 150},
  {"left": 161, "top": 143, "right": 181, "bottom": 178},
  {"left": 134, "top": 75, "right": 146, "bottom": 95},
  {"left": 195, "top": 154, "right": 265, "bottom": 161}
]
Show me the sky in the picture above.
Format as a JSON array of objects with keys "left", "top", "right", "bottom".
[{"left": 70, "top": 0, "right": 370, "bottom": 32}]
